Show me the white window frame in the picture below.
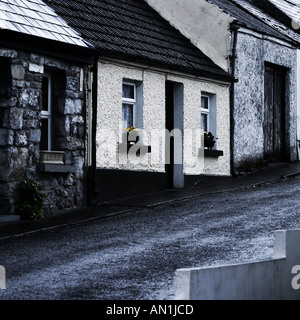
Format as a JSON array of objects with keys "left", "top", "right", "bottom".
[
  {"left": 41, "top": 73, "right": 52, "bottom": 151},
  {"left": 201, "top": 94, "right": 210, "bottom": 133},
  {"left": 122, "top": 81, "right": 137, "bottom": 128}
]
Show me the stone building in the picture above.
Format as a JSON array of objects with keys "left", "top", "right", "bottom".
[
  {"left": 0, "top": 0, "right": 95, "bottom": 218},
  {"left": 44, "top": 0, "right": 234, "bottom": 202},
  {"left": 147, "top": 0, "right": 300, "bottom": 173}
]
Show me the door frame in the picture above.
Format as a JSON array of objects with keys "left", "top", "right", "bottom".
[
  {"left": 165, "top": 81, "right": 184, "bottom": 189},
  {"left": 264, "top": 63, "right": 287, "bottom": 162}
]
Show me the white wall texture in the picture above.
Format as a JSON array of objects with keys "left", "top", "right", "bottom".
[{"left": 96, "top": 60, "right": 231, "bottom": 176}]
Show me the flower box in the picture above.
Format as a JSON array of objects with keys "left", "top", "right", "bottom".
[{"left": 39, "top": 151, "right": 65, "bottom": 165}]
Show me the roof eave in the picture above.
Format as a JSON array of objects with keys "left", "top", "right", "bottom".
[
  {"left": 0, "top": 29, "right": 96, "bottom": 64},
  {"left": 97, "top": 49, "right": 235, "bottom": 84}
]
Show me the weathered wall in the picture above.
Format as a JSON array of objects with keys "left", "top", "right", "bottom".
[
  {"left": 233, "top": 31, "right": 298, "bottom": 171},
  {"left": 96, "top": 60, "right": 231, "bottom": 177},
  {"left": 174, "top": 229, "right": 300, "bottom": 300},
  {"left": 146, "top": 0, "right": 234, "bottom": 71},
  {"left": 0, "top": 48, "right": 88, "bottom": 215}
]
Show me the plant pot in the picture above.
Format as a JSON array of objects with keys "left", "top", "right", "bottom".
[
  {"left": 122, "top": 132, "right": 140, "bottom": 144},
  {"left": 204, "top": 140, "right": 215, "bottom": 149}
]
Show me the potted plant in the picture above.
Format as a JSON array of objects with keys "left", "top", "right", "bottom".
[
  {"left": 16, "top": 178, "right": 47, "bottom": 220},
  {"left": 203, "top": 132, "right": 216, "bottom": 149},
  {"left": 122, "top": 126, "right": 140, "bottom": 145}
]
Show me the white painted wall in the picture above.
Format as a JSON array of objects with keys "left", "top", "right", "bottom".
[
  {"left": 146, "top": 0, "right": 234, "bottom": 71},
  {"left": 174, "top": 229, "right": 300, "bottom": 300},
  {"left": 297, "top": 49, "right": 300, "bottom": 160},
  {"left": 96, "top": 59, "right": 231, "bottom": 176}
]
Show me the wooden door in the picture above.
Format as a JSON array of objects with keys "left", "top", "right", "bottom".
[{"left": 264, "top": 65, "right": 286, "bottom": 162}]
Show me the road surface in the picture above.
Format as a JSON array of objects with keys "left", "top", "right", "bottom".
[{"left": 1, "top": 176, "right": 300, "bottom": 300}]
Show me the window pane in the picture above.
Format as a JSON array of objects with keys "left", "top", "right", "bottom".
[
  {"left": 42, "top": 76, "right": 49, "bottom": 112},
  {"left": 40, "top": 118, "right": 49, "bottom": 150},
  {"left": 201, "top": 96, "right": 209, "bottom": 110},
  {"left": 122, "top": 103, "right": 133, "bottom": 128},
  {"left": 201, "top": 114, "right": 208, "bottom": 132},
  {"left": 123, "top": 84, "right": 135, "bottom": 99}
]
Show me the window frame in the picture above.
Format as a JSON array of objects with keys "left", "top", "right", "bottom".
[
  {"left": 41, "top": 73, "right": 52, "bottom": 151},
  {"left": 201, "top": 94, "right": 210, "bottom": 133},
  {"left": 122, "top": 81, "right": 137, "bottom": 129}
]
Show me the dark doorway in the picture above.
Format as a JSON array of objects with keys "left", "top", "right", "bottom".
[
  {"left": 264, "top": 65, "right": 286, "bottom": 162},
  {"left": 165, "top": 81, "right": 184, "bottom": 189}
]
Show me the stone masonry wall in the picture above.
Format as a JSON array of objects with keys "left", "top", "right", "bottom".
[{"left": 0, "top": 47, "right": 87, "bottom": 216}]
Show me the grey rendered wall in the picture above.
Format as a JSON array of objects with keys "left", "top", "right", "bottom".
[{"left": 233, "top": 30, "right": 298, "bottom": 172}]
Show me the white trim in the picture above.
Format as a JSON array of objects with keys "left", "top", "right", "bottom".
[
  {"left": 201, "top": 94, "right": 210, "bottom": 133},
  {"left": 122, "top": 81, "right": 137, "bottom": 128},
  {"left": 238, "top": 27, "right": 297, "bottom": 49}
]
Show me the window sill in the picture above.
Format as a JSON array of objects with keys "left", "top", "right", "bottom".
[
  {"left": 119, "top": 143, "right": 151, "bottom": 157},
  {"left": 40, "top": 150, "right": 65, "bottom": 165},
  {"left": 39, "top": 151, "right": 76, "bottom": 173},
  {"left": 38, "top": 164, "right": 76, "bottom": 173},
  {"left": 204, "top": 149, "right": 224, "bottom": 158}
]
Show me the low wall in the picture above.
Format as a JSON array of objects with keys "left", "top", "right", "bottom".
[{"left": 174, "top": 229, "right": 300, "bottom": 300}]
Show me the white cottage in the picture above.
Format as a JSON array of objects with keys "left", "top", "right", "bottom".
[
  {"left": 147, "top": 0, "right": 300, "bottom": 174},
  {"left": 45, "top": 0, "right": 234, "bottom": 201}
]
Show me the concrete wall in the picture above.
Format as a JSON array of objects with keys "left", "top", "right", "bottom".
[
  {"left": 174, "top": 229, "right": 300, "bottom": 300},
  {"left": 0, "top": 47, "right": 88, "bottom": 215},
  {"left": 146, "top": 0, "right": 234, "bottom": 71},
  {"left": 96, "top": 59, "right": 231, "bottom": 177},
  {"left": 233, "top": 30, "right": 298, "bottom": 171}
]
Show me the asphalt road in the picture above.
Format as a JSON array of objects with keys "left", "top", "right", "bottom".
[{"left": 1, "top": 176, "right": 300, "bottom": 300}]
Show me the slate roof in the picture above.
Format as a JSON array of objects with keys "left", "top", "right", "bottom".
[
  {"left": 269, "top": 0, "right": 300, "bottom": 25},
  {"left": 0, "top": 0, "right": 89, "bottom": 48},
  {"left": 42, "top": 0, "right": 234, "bottom": 82},
  {"left": 207, "top": 0, "right": 300, "bottom": 44}
]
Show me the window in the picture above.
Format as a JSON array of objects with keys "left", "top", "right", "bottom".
[
  {"left": 122, "top": 82, "right": 136, "bottom": 129},
  {"left": 201, "top": 94, "right": 210, "bottom": 133},
  {"left": 41, "top": 74, "right": 52, "bottom": 150},
  {"left": 201, "top": 92, "right": 217, "bottom": 148}
]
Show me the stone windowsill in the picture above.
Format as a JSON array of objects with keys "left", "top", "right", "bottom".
[
  {"left": 204, "top": 149, "right": 224, "bottom": 158},
  {"left": 38, "top": 163, "right": 76, "bottom": 173},
  {"left": 39, "top": 150, "right": 77, "bottom": 173}
]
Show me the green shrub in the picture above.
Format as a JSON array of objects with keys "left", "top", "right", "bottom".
[{"left": 16, "top": 178, "right": 47, "bottom": 221}]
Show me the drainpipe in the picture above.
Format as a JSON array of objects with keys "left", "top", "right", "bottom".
[
  {"left": 91, "top": 57, "right": 99, "bottom": 202},
  {"left": 230, "top": 23, "right": 239, "bottom": 176},
  {"left": 87, "top": 66, "right": 93, "bottom": 168},
  {"left": 86, "top": 57, "right": 99, "bottom": 206}
]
